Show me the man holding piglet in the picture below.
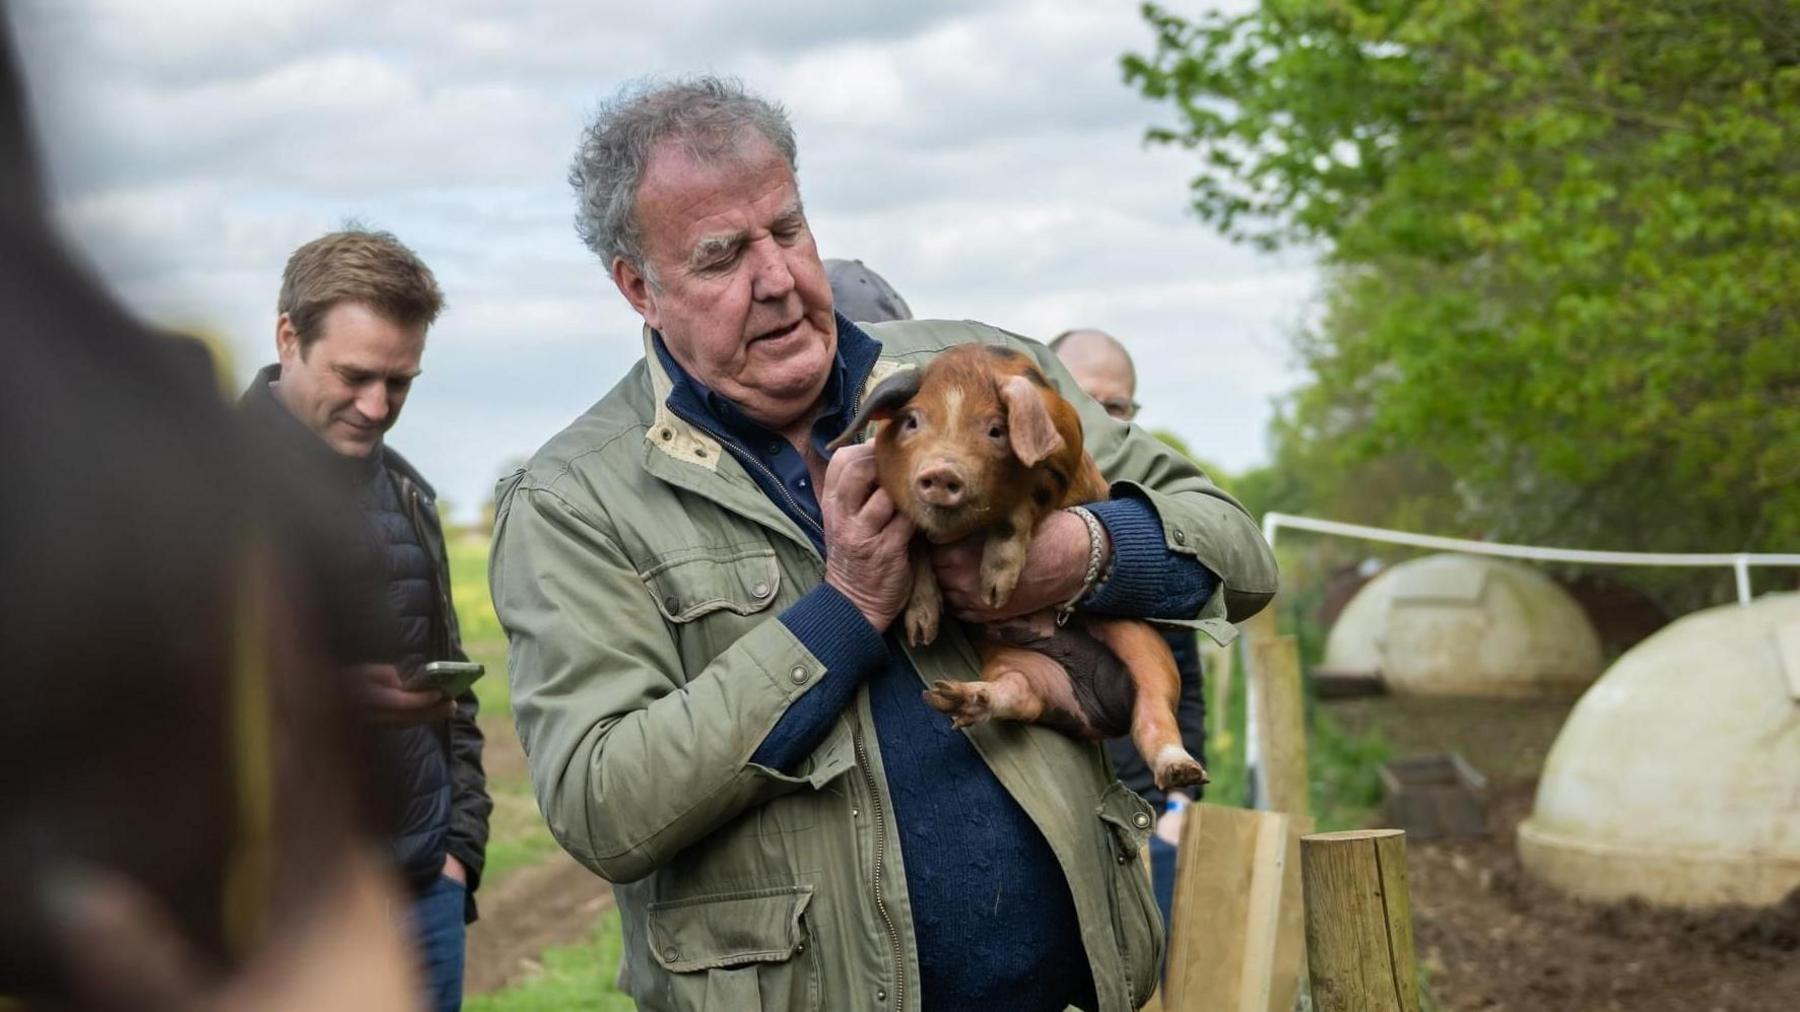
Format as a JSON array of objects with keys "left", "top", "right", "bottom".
[{"left": 491, "top": 76, "right": 1276, "bottom": 1011}]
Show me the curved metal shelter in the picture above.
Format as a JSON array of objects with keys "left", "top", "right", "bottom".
[{"left": 1519, "top": 593, "right": 1800, "bottom": 908}]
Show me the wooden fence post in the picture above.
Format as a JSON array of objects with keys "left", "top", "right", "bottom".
[
  {"left": 1251, "top": 634, "right": 1311, "bottom": 819},
  {"left": 1161, "top": 804, "right": 1313, "bottom": 1012},
  {"left": 1299, "top": 829, "right": 1421, "bottom": 1012}
]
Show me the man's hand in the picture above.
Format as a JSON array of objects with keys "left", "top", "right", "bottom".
[
  {"left": 350, "top": 663, "right": 455, "bottom": 725},
  {"left": 1156, "top": 793, "right": 1190, "bottom": 846},
  {"left": 441, "top": 854, "right": 468, "bottom": 885},
  {"left": 932, "top": 509, "right": 1108, "bottom": 622},
  {"left": 822, "top": 443, "right": 916, "bottom": 631}
]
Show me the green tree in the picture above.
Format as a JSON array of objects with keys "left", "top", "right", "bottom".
[{"left": 1126, "top": 0, "right": 1800, "bottom": 604}]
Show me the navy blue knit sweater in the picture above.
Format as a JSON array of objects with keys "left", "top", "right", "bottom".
[{"left": 657, "top": 321, "right": 1216, "bottom": 1011}]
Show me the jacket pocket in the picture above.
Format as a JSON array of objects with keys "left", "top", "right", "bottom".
[
  {"left": 642, "top": 546, "right": 783, "bottom": 623},
  {"left": 1097, "top": 780, "right": 1164, "bottom": 1006},
  {"left": 646, "top": 886, "right": 818, "bottom": 1012}
]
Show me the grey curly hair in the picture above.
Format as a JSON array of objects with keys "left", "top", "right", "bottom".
[{"left": 569, "top": 76, "right": 798, "bottom": 280}]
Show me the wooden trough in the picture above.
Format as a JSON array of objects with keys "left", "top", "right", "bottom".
[{"left": 1379, "top": 753, "right": 1488, "bottom": 840}]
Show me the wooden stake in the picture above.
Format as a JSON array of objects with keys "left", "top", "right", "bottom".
[
  {"left": 1252, "top": 634, "right": 1311, "bottom": 819},
  {"left": 1300, "top": 829, "right": 1420, "bottom": 1012},
  {"left": 1205, "top": 638, "right": 1235, "bottom": 750},
  {"left": 1238, "top": 606, "right": 1277, "bottom": 808},
  {"left": 1163, "top": 804, "right": 1313, "bottom": 1012}
]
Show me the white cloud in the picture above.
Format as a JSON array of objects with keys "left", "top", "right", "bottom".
[{"left": 8, "top": 0, "right": 1312, "bottom": 516}]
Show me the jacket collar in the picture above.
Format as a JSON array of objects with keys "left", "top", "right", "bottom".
[
  {"left": 636, "top": 315, "right": 902, "bottom": 557},
  {"left": 640, "top": 313, "right": 905, "bottom": 466}
]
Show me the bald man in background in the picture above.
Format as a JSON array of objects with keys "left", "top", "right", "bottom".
[{"left": 1052, "top": 328, "right": 1207, "bottom": 932}]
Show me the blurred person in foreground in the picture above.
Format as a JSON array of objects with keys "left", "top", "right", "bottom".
[
  {"left": 491, "top": 75, "right": 1275, "bottom": 1011},
  {"left": 0, "top": 19, "right": 416, "bottom": 1009},
  {"left": 1052, "top": 327, "right": 1209, "bottom": 932},
  {"left": 241, "top": 228, "right": 491, "bottom": 1011}
]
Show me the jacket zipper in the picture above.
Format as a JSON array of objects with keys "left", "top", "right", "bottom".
[
  {"left": 667, "top": 381, "right": 901, "bottom": 1000},
  {"left": 853, "top": 721, "right": 905, "bottom": 1011},
  {"left": 404, "top": 482, "right": 455, "bottom": 659},
  {"left": 721, "top": 441, "right": 825, "bottom": 541}
]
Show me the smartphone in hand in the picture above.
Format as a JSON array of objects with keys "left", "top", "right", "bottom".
[{"left": 404, "top": 660, "right": 485, "bottom": 699}]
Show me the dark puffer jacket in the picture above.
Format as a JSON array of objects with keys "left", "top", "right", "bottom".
[
  {"left": 359, "top": 446, "right": 453, "bottom": 880},
  {"left": 241, "top": 367, "right": 491, "bottom": 920}
]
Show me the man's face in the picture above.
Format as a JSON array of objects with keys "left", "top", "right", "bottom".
[
  {"left": 275, "top": 301, "right": 425, "bottom": 458},
  {"left": 614, "top": 136, "right": 837, "bottom": 432},
  {"left": 1057, "top": 345, "right": 1138, "bottom": 422}
]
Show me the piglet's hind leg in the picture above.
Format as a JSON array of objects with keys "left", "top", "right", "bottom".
[
  {"left": 1087, "top": 619, "right": 1209, "bottom": 791},
  {"left": 925, "top": 644, "right": 1087, "bottom": 735}
]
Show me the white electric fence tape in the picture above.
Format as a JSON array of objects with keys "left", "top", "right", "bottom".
[
  {"left": 1261, "top": 512, "right": 1800, "bottom": 605},
  {"left": 1239, "top": 513, "right": 1800, "bottom": 809}
]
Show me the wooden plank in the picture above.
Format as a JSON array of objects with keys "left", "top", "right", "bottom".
[
  {"left": 1251, "top": 635, "right": 1311, "bottom": 819},
  {"left": 1234, "top": 809, "right": 1288, "bottom": 1010},
  {"left": 1165, "top": 804, "right": 1260, "bottom": 1010},
  {"left": 1267, "top": 813, "right": 1314, "bottom": 1012},
  {"left": 1300, "top": 829, "right": 1421, "bottom": 1012},
  {"left": 1163, "top": 805, "right": 1312, "bottom": 1012}
]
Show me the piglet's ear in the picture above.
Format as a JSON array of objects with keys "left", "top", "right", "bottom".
[
  {"left": 826, "top": 367, "right": 921, "bottom": 452},
  {"left": 999, "top": 374, "right": 1064, "bottom": 467}
]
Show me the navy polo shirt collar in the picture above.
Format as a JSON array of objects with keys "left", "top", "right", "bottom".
[{"left": 652, "top": 312, "right": 883, "bottom": 455}]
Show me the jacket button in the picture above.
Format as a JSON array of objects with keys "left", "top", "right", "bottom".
[
  {"left": 663, "top": 595, "right": 680, "bottom": 612},
  {"left": 752, "top": 581, "right": 771, "bottom": 599},
  {"left": 660, "top": 428, "right": 673, "bottom": 441},
  {"left": 664, "top": 947, "right": 679, "bottom": 961},
  {"left": 694, "top": 447, "right": 708, "bottom": 459},
  {"left": 790, "top": 666, "right": 808, "bottom": 684},
  {"left": 1134, "top": 812, "right": 1152, "bottom": 829},
  {"left": 1172, "top": 528, "right": 1187, "bottom": 546},
  {"left": 876, "top": 989, "right": 887, "bottom": 1003}
]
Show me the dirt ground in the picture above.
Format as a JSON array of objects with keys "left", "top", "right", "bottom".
[
  {"left": 1328, "top": 696, "right": 1798, "bottom": 1012},
  {"left": 463, "top": 712, "right": 616, "bottom": 995},
  {"left": 465, "top": 851, "right": 614, "bottom": 994}
]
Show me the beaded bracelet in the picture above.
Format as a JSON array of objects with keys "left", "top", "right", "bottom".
[{"left": 1056, "top": 505, "right": 1107, "bottom": 626}]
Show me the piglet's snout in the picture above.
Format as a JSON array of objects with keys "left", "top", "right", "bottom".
[{"left": 914, "top": 460, "right": 968, "bottom": 508}]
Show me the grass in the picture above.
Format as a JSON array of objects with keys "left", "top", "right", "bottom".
[
  {"left": 449, "top": 530, "right": 511, "bottom": 716},
  {"left": 1199, "top": 634, "right": 1389, "bottom": 833},
  {"left": 464, "top": 911, "right": 633, "bottom": 1012},
  {"left": 449, "top": 529, "right": 630, "bottom": 1009},
  {"left": 480, "top": 778, "right": 562, "bottom": 884},
  {"left": 449, "top": 531, "right": 553, "bottom": 883}
]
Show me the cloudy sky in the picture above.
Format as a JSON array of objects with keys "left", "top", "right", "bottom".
[{"left": 8, "top": 0, "right": 1314, "bottom": 518}]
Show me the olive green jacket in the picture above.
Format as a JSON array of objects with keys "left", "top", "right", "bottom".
[{"left": 489, "top": 319, "right": 1278, "bottom": 1012}]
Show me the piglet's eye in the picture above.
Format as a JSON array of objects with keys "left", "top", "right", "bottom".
[
  {"left": 903, "top": 413, "right": 920, "bottom": 431},
  {"left": 988, "top": 423, "right": 1005, "bottom": 440}
]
